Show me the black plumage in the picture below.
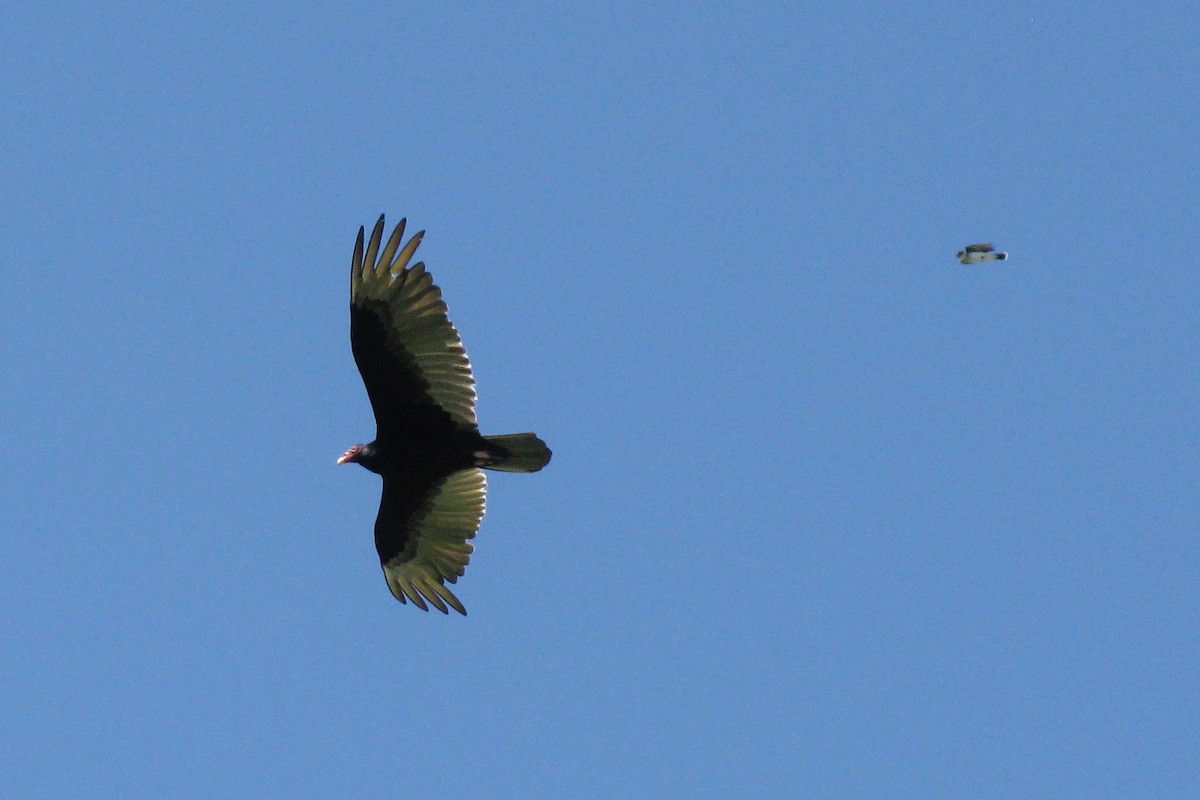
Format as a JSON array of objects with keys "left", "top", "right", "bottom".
[{"left": 338, "top": 215, "right": 551, "bottom": 614}]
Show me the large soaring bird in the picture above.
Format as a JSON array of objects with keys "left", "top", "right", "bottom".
[{"left": 338, "top": 215, "right": 551, "bottom": 615}]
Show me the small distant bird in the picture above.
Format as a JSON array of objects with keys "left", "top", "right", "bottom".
[
  {"left": 956, "top": 243, "right": 1008, "bottom": 264},
  {"left": 339, "top": 215, "right": 552, "bottom": 615}
]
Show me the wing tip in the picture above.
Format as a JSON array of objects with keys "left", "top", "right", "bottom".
[{"left": 384, "top": 566, "right": 469, "bottom": 616}]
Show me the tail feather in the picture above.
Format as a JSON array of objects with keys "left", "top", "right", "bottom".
[
  {"left": 483, "top": 433, "right": 552, "bottom": 473},
  {"left": 996, "top": 252, "right": 1008, "bottom": 260}
]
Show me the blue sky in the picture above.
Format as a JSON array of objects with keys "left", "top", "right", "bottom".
[{"left": 3, "top": 3, "right": 1197, "bottom": 797}]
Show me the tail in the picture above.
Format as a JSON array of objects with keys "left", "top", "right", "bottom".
[
  {"left": 995, "top": 252, "right": 1008, "bottom": 260},
  {"left": 483, "top": 433, "right": 553, "bottom": 473}
]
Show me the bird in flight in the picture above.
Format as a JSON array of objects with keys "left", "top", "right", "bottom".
[
  {"left": 956, "top": 243, "right": 1008, "bottom": 264},
  {"left": 338, "top": 215, "right": 552, "bottom": 615}
]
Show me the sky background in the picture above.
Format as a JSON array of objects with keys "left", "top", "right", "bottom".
[{"left": 3, "top": 3, "right": 1197, "bottom": 798}]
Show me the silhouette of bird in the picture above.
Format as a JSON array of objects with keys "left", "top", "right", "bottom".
[
  {"left": 338, "top": 215, "right": 552, "bottom": 614},
  {"left": 956, "top": 243, "right": 1008, "bottom": 264}
]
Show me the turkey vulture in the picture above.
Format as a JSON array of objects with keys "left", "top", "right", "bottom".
[{"left": 338, "top": 215, "right": 551, "bottom": 615}]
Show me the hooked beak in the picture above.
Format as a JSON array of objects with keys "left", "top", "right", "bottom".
[{"left": 336, "top": 448, "right": 357, "bottom": 465}]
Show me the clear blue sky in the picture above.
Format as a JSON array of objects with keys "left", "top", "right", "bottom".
[{"left": 3, "top": 4, "right": 1197, "bottom": 798}]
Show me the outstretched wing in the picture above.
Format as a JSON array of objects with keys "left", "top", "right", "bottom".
[
  {"left": 375, "top": 468, "right": 487, "bottom": 615},
  {"left": 963, "top": 243, "right": 995, "bottom": 253},
  {"left": 350, "top": 216, "right": 478, "bottom": 443}
]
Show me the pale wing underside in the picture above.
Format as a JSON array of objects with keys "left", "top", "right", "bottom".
[
  {"left": 352, "top": 216, "right": 477, "bottom": 428},
  {"left": 380, "top": 468, "right": 487, "bottom": 615}
]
